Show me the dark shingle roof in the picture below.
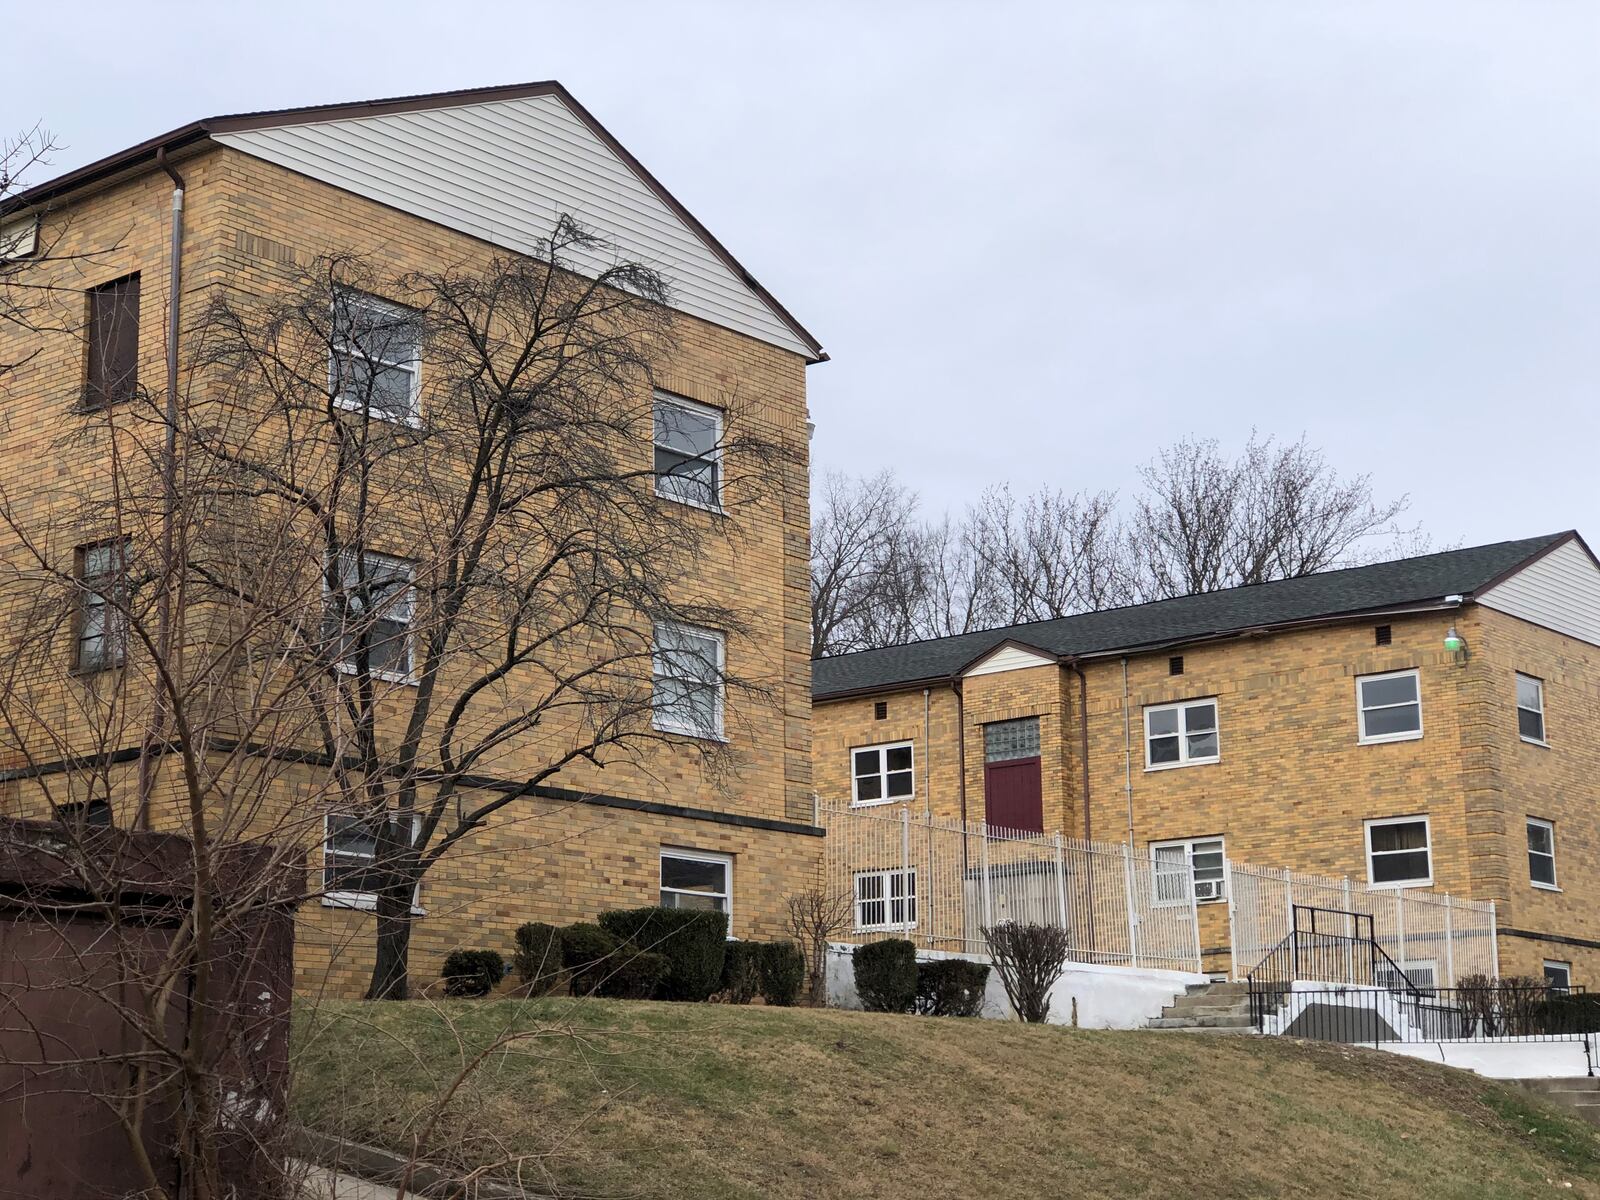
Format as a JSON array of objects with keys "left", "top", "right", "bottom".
[{"left": 812, "top": 533, "right": 1572, "bottom": 699}]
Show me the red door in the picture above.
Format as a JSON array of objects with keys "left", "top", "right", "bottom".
[{"left": 984, "top": 756, "right": 1043, "bottom": 834}]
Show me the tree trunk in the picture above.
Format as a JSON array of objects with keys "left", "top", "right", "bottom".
[{"left": 366, "top": 886, "right": 414, "bottom": 1000}]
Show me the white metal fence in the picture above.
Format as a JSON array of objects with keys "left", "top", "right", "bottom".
[
  {"left": 1227, "top": 861, "right": 1498, "bottom": 986},
  {"left": 818, "top": 802, "right": 1204, "bottom": 973},
  {"left": 820, "top": 802, "right": 1500, "bottom": 986}
]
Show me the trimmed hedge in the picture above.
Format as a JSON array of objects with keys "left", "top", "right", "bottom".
[
  {"left": 599, "top": 907, "right": 729, "bottom": 1002},
  {"left": 915, "top": 959, "right": 990, "bottom": 1017},
  {"left": 598, "top": 950, "right": 669, "bottom": 1000},
  {"left": 853, "top": 939, "right": 917, "bottom": 1013},
  {"left": 512, "top": 922, "right": 563, "bottom": 993},
  {"left": 560, "top": 922, "right": 617, "bottom": 997},
  {"left": 757, "top": 941, "right": 806, "bottom": 1008},
  {"left": 440, "top": 949, "right": 506, "bottom": 998},
  {"left": 719, "top": 941, "right": 760, "bottom": 1004}
]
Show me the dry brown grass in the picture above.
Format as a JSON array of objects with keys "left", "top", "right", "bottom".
[{"left": 292, "top": 997, "right": 1600, "bottom": 1199}]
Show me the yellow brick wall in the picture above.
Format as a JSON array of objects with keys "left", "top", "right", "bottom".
[{"left": 0, "top": 143, "right": 821, "bottom": 996}]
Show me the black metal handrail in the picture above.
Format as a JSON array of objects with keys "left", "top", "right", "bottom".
[{"left": 1246, "top": 905, "right": 1430, "bottom": 1030}]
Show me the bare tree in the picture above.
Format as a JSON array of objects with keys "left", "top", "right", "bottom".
[
  {"left": 1126, "top": 432, "right": 1415, "bottom": 600},
  {"left": 784, "top": 886, "right": 854, "bottom": 1005},
  {"left": 809, "top": 470, "right": 923, "bottom": 656}
]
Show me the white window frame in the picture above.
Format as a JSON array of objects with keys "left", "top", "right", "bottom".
[
  {"left": 1544, "top": 960, "right": 1573, "bottom": 992},
  {"left": 1364, "top": 814, "right": 1433, "bottom": 888},
  {"left": 1527, "top": 816, "right": 1559, "bottom": 891},
  {"left": 652, "top": 392, "right": 723, "bottom": 512},
  {"left": 329, "top": 291, "right": 422, "bottom": 425},
  {"left": 850, "top": 740, "right": 915, "bottom": 807},
  {"left": 1150, "top": 836, "right": 1227, "bottom": 906},
  {"left": 1356, "top": 668, "right": 1424, "bottom": 745},
  {"left": 325, "top": 549, "right": 417, "bottom": 685},
  {"left": 1143, "top": 698, "right": 1220, "bottom": 770},
  {"left": 1517, "top": 673, "right": 1548, "bottom": 746},
  {"left": 658, "top": 847, "right": 733, "bottom": 919},
  {"left": 853, "top": 867, "right": 917, "bottom": 932},
  {"left": 651, "top": 620, "right": 726, "bottom": 740},
  {"left": 321, "top": 812, "right": 424, "bottom": 913}
]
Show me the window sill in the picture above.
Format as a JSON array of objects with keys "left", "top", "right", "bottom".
[
  {"left": 653, "top": 487, "right": 726, "bottom": 517},
  {"left": 1366, "top": 879, "right": 1433, "bottom": 890},
  {"left": 322, "top": 893, "right": 427, "bottom": 916},
  {"left": 1520, "top": 737, "right": 1551, "bottom": 749},
  {"left": 652, "top": 718, "right": 728, "bottom": 743},
  {"left": 336, "top": 662, "right": 419, "bottom": 687},
  {"left": 331, "top": 395, "right": 423, "bottom": 430},
  {"left": 1532, "top": 882, "right": 1562, "bottom": 893},
  {"left": 1358, "top": 732, "right": 1424, "bottom": 747},
  {"left": 1144, "top": 758, "right": 1220, "bottom": 773},
  {"left": 850, "top": 797, "right": 913, "bottom": 809}
]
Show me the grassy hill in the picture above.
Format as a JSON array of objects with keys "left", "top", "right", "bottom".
[{"left": 292, "top": 997, "right": 1600, "bottom": 1199}]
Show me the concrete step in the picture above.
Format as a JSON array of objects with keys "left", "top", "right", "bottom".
[
  {"left": 1147, "top": 1014, "right": 1256, "bottom": 1030},
  {"left": 1186, "top": 981, "right": 1249, "bottom": 996},
  {"left": 1145, "top": 1024, "right": 1259, "bottom": 1035},
  {"left": 1520, "top": 1077, "right": 1600, "bottom": 1094},
  {"left": 1160, "top": 1003, "right": 1251, "bottom": 1019}
]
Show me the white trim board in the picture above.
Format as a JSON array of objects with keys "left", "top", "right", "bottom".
[
  {"left": 213, "top": 93, "right": 812, "bottom": 358},
  {"left": 1479, "top": 538, "right": 1600, "bottom": 647}
]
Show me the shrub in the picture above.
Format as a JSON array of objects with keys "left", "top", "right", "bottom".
[
  {"left": 757, "top": 941, "right": 806, "bottom": 1007},
  {"left": 598, "top": 907, "right": 729, "bottom": 1001},
  {"left": 597, "top": 950, "right": 669, "bottom": 1000},
  {"left": 719, "top": 941, "right": 760, "bottom": 1004},
  {"left": 560, "top": 922, "right": 618, "bottom": 997},
  {"left": 440, "top": 949, "right": 506, "bottom": 998},
  {"left": 915, "top": 958, "right": 990, "bottom": 1017},
  {"left": 983, "top": 922, "right": 1069, "bottom": 1023},
  {"left": 512, "top": 922, "right": 563, "bottom": 993},
  {"left": 853, "top": 939, "right": 917, "bottom": 1013}
]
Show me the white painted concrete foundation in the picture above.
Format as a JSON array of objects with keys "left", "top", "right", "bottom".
[
  {"left": 1382, "top": 1039, "right": 1596, "bottom": 1079},
  {"left": 826, "top": 943, "right": 1205, "bottom": 1028}
]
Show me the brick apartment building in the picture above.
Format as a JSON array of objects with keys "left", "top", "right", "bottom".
[
  {"left": 0, "top": 83, "right": 822, "bottom": 994},
  {"left": 813, "top": 533, "right": 1600, "bottom": 986}
]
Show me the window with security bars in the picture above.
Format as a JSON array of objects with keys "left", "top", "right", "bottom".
[
  {"left": 653, "top": 393, "right": 722, "bottom": 509},
  {"left": 330, "top": 291, "right": 422, "bottom": 423},
  {"left": 983, "top": 717, "right": 1039, "bottom": 763},
  {"left": 852, "top": 742, "right": 914, "bottom": 805},
  {"left": 854, "top": 868, "right": 916, "bottom": 931}
]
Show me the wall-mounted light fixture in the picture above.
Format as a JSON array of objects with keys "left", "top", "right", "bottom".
[{"left": 1444, "top": 625, "right": 1466, "bottom": 655}]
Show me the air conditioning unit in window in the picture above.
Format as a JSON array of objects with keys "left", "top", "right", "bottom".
[{"left": 1193, "top": 879, "right": 1224, "bottom": 902}]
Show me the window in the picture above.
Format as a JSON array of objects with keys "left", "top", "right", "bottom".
[
  {"left": 984, "top": 717, "right": 1040, "bottom": 763},
  {"left": 1365, "top": 816, "right": 1432, "bottom": 887},
  {"left": 1527, "top": 817, "right": 1558, "bottom": 889},
  {"left": 1377, "top": 960, "right": 1437, "bottom": 993},
  {"left": 652, "top": 621, "right": 725, "bottom": 739},
  {"left": 84, "top": 273, "right": 140, "bottom": 408},
  {"left": 0, "top": 214, "right": 38, "bottom": 260},
  {"left": 854, "top": 868, "right": 916, "bottom": 931},
  {"left": 852, "top": 742, "right": 914, "bottom": 806},
  {"left": 659, "top": 849, "right": 732, "bottom": 915},
  {"left": 1544, "top": 961, "right": 1573, "bottom": 992},
  {"left": 1517, "top": 673, "right": 1546, "bottom": 744},
  {"left": 1151, "top": 837, "right": 1227, "bottom": 904},
  {"left": 327, "top": 550, "right": 415, "bottom": 681},
  {"left": 1357, "top": 669, "right": 1422, "bottom": 744},
  {"left": 322, "top": 813, "right": 422, "bottom": 911},
  {"left": 653, "top": 393, "right": 722, "bottom": 510},
  {"left": 330, "top": 291, "right": 421, "bottom": 423},
  {"left": 1144, "top": 699, "right": 1219, "bottom": 769},
  {"left": 74, "top": 538, "right": 130, "bottom": 672},
  {"left": 56, "top": 798, "right": 112, "bottom": 828},
  {"left": 1374, "top": 624, "right": 1392, "bottom": 646}
]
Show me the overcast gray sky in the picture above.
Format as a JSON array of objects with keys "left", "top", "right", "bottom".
[{"left": 9, "top": 1, "right": 1597, "bottom": 548}]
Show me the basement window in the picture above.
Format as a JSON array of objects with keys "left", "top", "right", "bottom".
[
  {"left": 1365, "top": 815, "right": 1432, "bottom": 888},
  {"left": 854, "top": 868, "right": 916, "bottom": 932},
  {"left": 660, "top": 848, "right": 732, "bottom": 916},
  {"left": 1144, "top": 699, "right": 1219, "bottom": 769},
  {"left": 1545, "top": 961, "right": 1573, "bottom": 993},
  {"left": 1150, "top": 836, "right": 1226, "bottom": 905}
]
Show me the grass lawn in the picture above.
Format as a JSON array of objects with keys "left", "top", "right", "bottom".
[{"left": 293, "top": 997, "right": 1600, "bottom": 1199}]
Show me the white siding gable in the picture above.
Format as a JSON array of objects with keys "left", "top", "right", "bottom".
[
  {"left": 1480, "top": 538, "right": 1600, "bottom": 646},
  {"left": 212, "top": 94, "right": 812, "bottom": 357},
  {"left": 963, "top": 644, "right": 1057, "bottom": 678}
]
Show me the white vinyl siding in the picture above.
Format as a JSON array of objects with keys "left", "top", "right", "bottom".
[
  {"left": 1365, "top": 816, "right": 1433, "bottom": 888},
  {"left": 1357, "top": 670, "right": 1422, "bottom": 744},
  {"left": 1528, "top": 817, "right": 1558, "bottom": 890},
  {"left": 963, "top": 643, "right": 1056, "bottom": 677},
  {"left": 1517, "top": 674, "right": 1547, "bottom": 744},
  {"left": 851, "top": 742, "right": 914, "bottom": 806},
  {"left": 1479, "top": 538, "right": 1600, "bottom": 648},
  {"left": 659, "top": 849, "right": 732, "bottom": 916},
  {"left": 213, "top": 94, "right": 812, "bottom": 357},
  {"left": 1144, "top": 699, "right": 1219, "bottom": 769}
]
